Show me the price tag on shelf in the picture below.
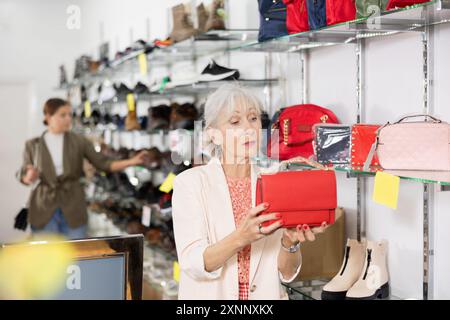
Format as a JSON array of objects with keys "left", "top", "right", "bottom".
[
  {"left": 126, "top": 93, "right": 136, "bottom": 112},
  {"left": 141, "top": 205, "right": 151, "bottom": 227},
  {"left": 159, "top": 172, "right": 176, "bottom": 193},
  {"left": 138, "top": 52, "right": 148, "bottom": 76},
  {"left": 84, "top": 101, "right": 92, "bottom": 118},
  {"left": 372, "top": 171, "right": 400, "bottom": 210},
  {"left": 173, "top": 261, "right": 180, "bottom": 283}
]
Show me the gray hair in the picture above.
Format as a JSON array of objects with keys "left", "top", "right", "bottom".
[{"left": 202, "top": 83, "right": 263, "bottom": 158}]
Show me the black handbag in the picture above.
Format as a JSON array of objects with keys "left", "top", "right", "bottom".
[
  {"left": 14, "top": 208, "right": 29, "bottom": 231},
  {"left": 14, "top": 140, "right": 41, "bottom": 231}
]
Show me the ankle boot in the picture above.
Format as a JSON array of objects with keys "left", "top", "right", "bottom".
[
  {"left": 321, "top": 239, "right": 366, "bottom": 300},
  {"left": 205, "top": 0, "right": 225, "bottom": 32},
  {"left": 169, "top": 4, "right": 197, "bottom": 43},
  {"left": 197, "top": 3, "right": 209, "bottom": 33},
  {"left": 346, "top": 240, "right": 390, "bottom": 300},
  {"left": 125, "top": 111, "right": 141, "bottom": 131}
]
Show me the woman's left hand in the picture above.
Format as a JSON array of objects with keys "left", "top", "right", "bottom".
[
  {"left": 130, "top": 150, "right": 149, "bottom": 166},
  {"left": 282, "top": 222, "right": 329, "bottom": 247}
]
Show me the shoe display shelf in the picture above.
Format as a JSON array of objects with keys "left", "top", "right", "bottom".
[
  {"left": 57, "top": 1, "right": 450, "bottom": 90},
  {"left": 56, "top": 29, "right": 260, "bottom": 91}
]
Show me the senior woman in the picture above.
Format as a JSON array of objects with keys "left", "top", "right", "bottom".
[{"left": 172, "top": 84, "right": 329, "bottom": 300}]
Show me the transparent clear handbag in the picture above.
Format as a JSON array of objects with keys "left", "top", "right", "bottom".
[{"left": 313, "top": 124, "right": 352, "bottom": 166}]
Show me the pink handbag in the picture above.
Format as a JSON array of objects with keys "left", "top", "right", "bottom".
[{"left": 364, "top": 115, "right": 450, "bottom": 171}]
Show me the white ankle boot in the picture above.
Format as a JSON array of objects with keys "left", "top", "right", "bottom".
[
  {"left": 346, "top": 240, "right": 390, "bottom": 300},
  {"left": 321, "top": 239, "right": 366, "bottom": 300}
]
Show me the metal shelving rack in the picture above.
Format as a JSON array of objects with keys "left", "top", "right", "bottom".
[{"left": 59, "top": 0, "right": 450, "bottom": 300}]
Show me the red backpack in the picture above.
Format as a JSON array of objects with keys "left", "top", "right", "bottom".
[
  {"left": 282, "top": 0, "right": 310, "bottom": 34},
  {"left": 267, "top": 104, "right": 340, "bottom": 160},
  {"left": 326, "top": 0, "right": 357, "bottom": 26}
]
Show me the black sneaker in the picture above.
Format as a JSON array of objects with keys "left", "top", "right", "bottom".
[
  {"left": 134, "top": 81, "right": 150, "bottom": 95},
  {"left": 113, "top": 83, "right": 133, "bottom": 98},
  {"left": 199, "top": 59, "right": 240, "bottom": 82}
]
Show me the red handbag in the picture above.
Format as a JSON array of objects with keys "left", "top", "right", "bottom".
[
  {"left": 283, "top": 0, "right": 310, "bottom": 34},
  {"left": 351, "top": 124, "right": 381, "bottom": 170},
  {"left": 256, "top": 156, "right": 337, "bottom": 228},
  {"left": 386, "top": 0, "right": 430, "bottom": 10},
  {"left": 267, "top": 104, "right": 339, "bottom": 160},
  {"left": 326, "top": 0, "right": 356, "bottom": 26}
]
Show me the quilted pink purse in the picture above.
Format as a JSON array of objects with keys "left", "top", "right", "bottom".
[{"left": 364, "top": 115, "right": 450, "bottom": 171}]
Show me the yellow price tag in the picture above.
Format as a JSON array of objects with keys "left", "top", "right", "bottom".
[
  {"left": 173, "top": 261, "right": 180, "bottom": 283},
  {"left": 126, "top": 93, "right": 135, "bottom": 112},
  {"left": 138, "top": 53, "right": 148, "bottom": 76},
  {"left": 159, "top": 172, "right": 176, "bottom": 193},
  {"left": 372, "top": 171, "right": 400, "bottom": 210},
  {"left": 84, "top": 101, "right": 91, "bottom": 118}
]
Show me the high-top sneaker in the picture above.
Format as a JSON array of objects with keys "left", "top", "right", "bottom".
[
  {"left": 321, "top": 239, "right": 366, "bottom": 300},
  {"left": 346, "top": 240, "right": 390, "bottom": 300}
]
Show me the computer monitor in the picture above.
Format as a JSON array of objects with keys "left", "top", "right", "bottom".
[{"left": 2, "top": 234, "right": 143, "bottom": 300}]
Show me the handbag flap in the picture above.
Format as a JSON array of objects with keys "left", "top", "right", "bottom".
[{"left": 257, "top": 170, "right": 337, "bottom": 212}]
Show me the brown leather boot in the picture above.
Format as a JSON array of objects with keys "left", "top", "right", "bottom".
[
  {"left": 197, "top": 3, "right": 209, "bottom": 33},
  {"left": 169, "top": 4, "right": 197, "bottom": 43},
  {"left": 205, "top": 0, "right": 225, "bottom": 31},
  {"left": 125, "top": 111, "right": 141, "bottom": 131}
]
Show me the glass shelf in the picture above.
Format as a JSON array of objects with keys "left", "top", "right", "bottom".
[
  {"left": 151, "top": 29, "right": 259, "bottom": 65},
  {"left": 55, "top": 2, "right": 450, "bottom": 89},
  {"left": 150, "top": 79, "right": 278, "bottom": 96},
  {"left": 283, "top": 280, "right": 400, "bottom": 300},
  {"left": 253, "top": 156, "right": 450, "bottom": 186},
  {"left": 74, "top": 79, "right": 279, "bottom": 104},
  {"left": 230, "top": 0, "right": 450, "bottom": 53},
  {"left": 335, "top": 166, "right": 450, "bottom": 186},
  {"left": 57, "top": 30, "right": 260, "bottom": 89}
]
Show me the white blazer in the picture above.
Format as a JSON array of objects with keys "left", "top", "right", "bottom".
[{"left": 172, "top": 157, "right": 301, "bottom": 300}]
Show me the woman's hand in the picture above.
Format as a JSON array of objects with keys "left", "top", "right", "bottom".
[
  {"left": 234, "top": 202, "right": 283, "bottom": 249},
  {"left": 282, "top": 222, "right": 329, "bottom": 247},
  {"left": 22, "top": 165, "right": 39, "bottom": 185},
  {"left": 130, "top": 150, "right": 149, "bottom": 166}
]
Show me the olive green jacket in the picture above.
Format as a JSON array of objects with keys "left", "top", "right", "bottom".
[{"left": 18, "top": 131, "right": 113, "bottom": 229}]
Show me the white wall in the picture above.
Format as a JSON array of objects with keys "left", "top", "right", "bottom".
[
  {"left": 0, "top": 83, "right": 33, "bottom": 243},
  {"left": 431, "top": 22, "right": 450, "bottom": 300},
  {"left": 1, "top": 0, "right": 449, "bottom": 299},
  {"left": 0, "top": 0, "right": 90, "bottom": 242}
]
